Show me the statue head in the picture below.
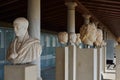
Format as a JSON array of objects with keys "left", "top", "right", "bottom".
[
  {"left": 69, "top": 32, "right": 76, "bottom": 45},
  {"left": 58, "top": 32, "right": 68, "bottom": 44},
  {"left": 13, "top": 17, "right": 29, "bottom": 37},
  {"left": 75, "top": 33, "right": 81, "bottom": 45}
]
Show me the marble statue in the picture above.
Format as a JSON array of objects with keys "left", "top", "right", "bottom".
[
  {"left": 101, "top": 40, "right": 106, "bottom": 46},
  {"left": 80, "top": 14, "right": 97, "bottom": 46},
  {"left": 80, "top": 22, "right": 97, "bottom": 46},
  {"left": 58, "top": 32, "right": 68, "bottom": 44},
  {"left": 68, "top": 32, "right": 76, "bottom": 45},
  {"left": 7, "top": 17, "right": 42, "bottom": 64},
  {"left": 75, "top": 33, "right": 81, "bottom": 46},
  {"left": 94, "top": 29, "right": 103, "bottom": 46}
]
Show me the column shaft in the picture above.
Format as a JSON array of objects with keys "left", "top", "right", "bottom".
[
  {"left": 27, "top": 0, "right": 41, "bottom": 80},
  {"left": 65, "top": 2, "right": 77, "bottom": 33}
]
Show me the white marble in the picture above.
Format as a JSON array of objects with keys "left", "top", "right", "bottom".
[
  {"left": 94, "top": 29, "right": 103, "bottom": 46},
  {"left": 58, "top": 32, "right": 68, "bottom": 44},
  {"left": 80, "top": 22, "right": 97, "bottom": 46},
  {"left": 75, "top": 33, "right": 81, "bottom": 47},
  {"left": 68, "top": 32, "right": 76, "bottom": 45},
  {"left": 6, "top": 17, "right": 42, "bottom": 64}
]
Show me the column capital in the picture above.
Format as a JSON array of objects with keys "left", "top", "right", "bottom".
[{"left": 65, "top": 2, "right": 77, "bottom": 10}]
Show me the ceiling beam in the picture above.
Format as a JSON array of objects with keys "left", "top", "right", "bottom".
[
  {"left": 80, "top": 0, "right": 120, "bottom": 5},
  {"left": 74, "top": 0, "right": 90, "bottom": 14},
  {"left": 88, "top": 8, "right": 120, "bottom": 15},
  {"left": 81, "top": 1, "right": 120, "bottom": 9},
  {"left": 0, "top": 0, "right": 19, "bottom": 7},
  {"left": 83, "top": 4, "right": 120, "bottom": 12},
  {"left": 91, "top": 10, "right": 120, "bottom": 18}
]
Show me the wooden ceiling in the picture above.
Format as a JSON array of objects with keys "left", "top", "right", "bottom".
[
  {"left": 0, "top": 0, "right": 120, "bottom": 38},
  {"left": 79, "top": 0, "right": 120, "bottom": 38}
]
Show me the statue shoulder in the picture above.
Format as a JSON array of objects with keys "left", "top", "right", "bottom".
[{"left": 26, "top": 38, "right": 40, "bottom": 43}]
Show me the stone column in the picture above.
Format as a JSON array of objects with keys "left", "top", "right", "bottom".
[
  {"left": 65, "top": 2, "right": 77, "bottom": 33},
  {"left": 82, "top": 14, "right": 91, "bottom": 25},
  {"left": 27, "top": 0, "right": 41, "bottom": 80}
]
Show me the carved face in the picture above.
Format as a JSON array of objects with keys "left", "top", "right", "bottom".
[
  {"left": 13, "top": 21, "right": 28, "bottom": 37},
  {"left": 69, "top": 32, "right": 76, "bottom": 43},
  {"left": 58, "top": 32, "right": 68, "bottom": 44}
]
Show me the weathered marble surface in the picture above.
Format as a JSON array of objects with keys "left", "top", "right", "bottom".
[
  {"left": 68, "top": 32, "right": 76, "bottom": 45},
  {"left": 7, "top": 17, "right": 42, "bottom": 64},
  {"left": 58, "top": 32, "right": 68, "bottom": 44},
  {"left": 75, "top": 33, "right": 81, "bottom": 46},
  {"left": 80, "top": 23, "right": 97, "bottom": 46},
  {"left": 94, "top": 29, "right": 103, "bottom": 46}
]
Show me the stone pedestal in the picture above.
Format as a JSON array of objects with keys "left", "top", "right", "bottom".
[
  {"left": 56, "top": 46, "right": 97, "bottom": 80},
  {"left": 56, "top": 47, "right": 69, "bottom": 80},
  {"left": 76, "top": 48, "right": 97, "bottom": 80},
  {"left": 102, "top": 46, "right": 106, "bottom": 73},
  {"left": 97, "top": 48, "right": 103, "bottom": 80},
  {"left": 4, "top": 64, "right": 37, "bottom": 80},
  {"left": 116, "top": 45, "right": 120, "bottom": 80}
]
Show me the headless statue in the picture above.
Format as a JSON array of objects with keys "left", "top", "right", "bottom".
[
  {"left": 80, "top": 23, "right": 97, "bottom": 46},
  {"left": 7, "top": 17, "right": 42, "bottom": 64}
]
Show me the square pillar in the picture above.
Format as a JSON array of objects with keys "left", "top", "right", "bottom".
[
  {"left": 97, "top": 47, "right": 103, "bottom": 80},
  {"left": 102, "top": 46, "right": 106, "bottom": 73},
  {"left": 4, "top": 64, "right": 37, "bottom": 80},
  {"left": 56, "top": 47, "right": 69, "bottom": 80},
  {"left": 116, "top": 45, "right": 120, "bottom": 80},
  {"left": 76, "top": 48, "right": 97, "bottom": 80}
]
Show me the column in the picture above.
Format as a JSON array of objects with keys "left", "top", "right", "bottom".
[
  {"left": 82, "top": 14, "right": 91, "bottom": 24},
  {"left": 27, "top": 0, "right": 41, "bottom": 80},
  {"left": 65, "top": 2, "right": 77, "bottom": 33},
  {"left": 65, "top": 2, "right": 77, "bottom": 80}
]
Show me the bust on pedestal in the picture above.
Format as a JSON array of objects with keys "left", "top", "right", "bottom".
[{"left": 5, "top": 17, "right": 42, "bottom": 80}]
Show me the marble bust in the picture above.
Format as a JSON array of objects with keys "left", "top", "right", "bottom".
[
  {"left": 94, "top": 29, "right": 103, "bottom": 46},
  {"left": 68, "top": 32, "right": 76, "bottom": 45},
  {"left": 7, "top": 17, "right": 42, "bottom": 64},
  {"left": 58, "top": 32, "right": 68, "bottom": 44},
  {"left": 80, "top": 22, "right": 97, "bottom": 46},
  {"left": 75, "top": 33, "right": 81, "bottom": 46}
]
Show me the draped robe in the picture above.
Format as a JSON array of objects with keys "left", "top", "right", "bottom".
[{"left": 7, "top": 32, "right": 42, "bottom": 64}]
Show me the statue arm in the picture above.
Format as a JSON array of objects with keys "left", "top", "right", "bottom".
[{"left": 6, "top": 43, "right": 18, "bottom": 61}]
